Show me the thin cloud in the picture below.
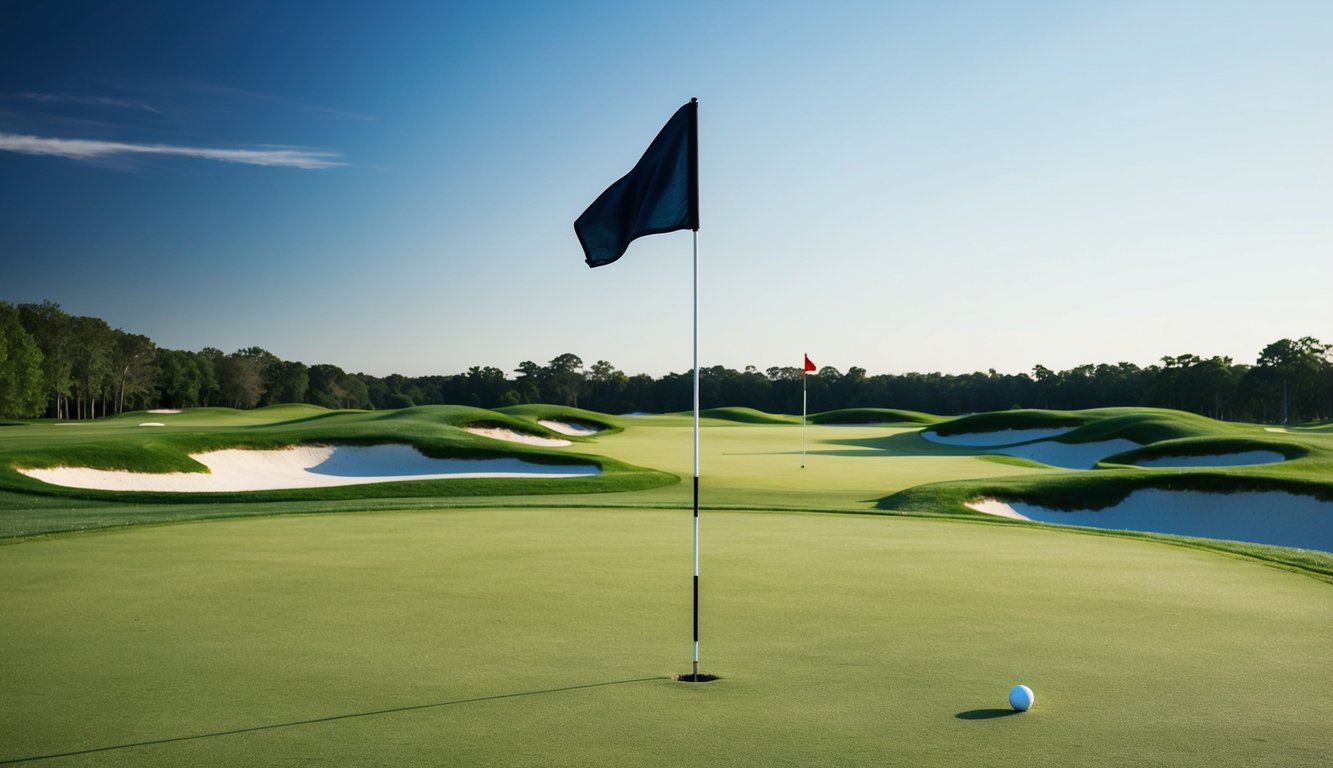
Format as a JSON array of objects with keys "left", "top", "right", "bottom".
[
  {"left": 0, "top": 132, "right": 342, "bottom": 169},
  {"left": 6, "top": 92, "right": 160, "bottom": 113},
  {"left": 166, "top": 80, "right": 377, "bottom": 122}
]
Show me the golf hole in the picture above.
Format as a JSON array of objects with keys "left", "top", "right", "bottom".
[{"left": 673, "top": 673, "right": 720, "bottom": 683}]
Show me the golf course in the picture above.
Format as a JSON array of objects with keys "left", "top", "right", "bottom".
[{"left": 1, "top": 405, "right": 1330, "bottom": 766}]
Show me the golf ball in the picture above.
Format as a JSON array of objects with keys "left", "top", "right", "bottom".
[{"left": 1009, "top": 684, "right": 1034, "bottom": 711}]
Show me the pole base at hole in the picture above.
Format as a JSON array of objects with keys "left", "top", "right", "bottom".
[{"left": 672, "top": 673, "right": 720, "bottom": 682}]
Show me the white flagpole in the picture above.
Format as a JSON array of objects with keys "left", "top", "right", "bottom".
[{"left": 692, "top": 229, "right": 701, "bottom": 679}]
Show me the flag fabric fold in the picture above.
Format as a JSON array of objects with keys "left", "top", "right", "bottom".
[{"left": 575, "top": 100, "right": 698, "bottom": 268}]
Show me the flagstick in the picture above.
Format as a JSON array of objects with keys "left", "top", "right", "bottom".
[
  {"left": 802, "top": 365, "right": 807, "bottom": 468},
  {"left": 691, "top": 228, "right": 701, "bottom": 679}
]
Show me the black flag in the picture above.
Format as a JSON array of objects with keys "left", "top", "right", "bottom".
[{"left": 575, "top": 100, "right": 698, "bottom": 268}]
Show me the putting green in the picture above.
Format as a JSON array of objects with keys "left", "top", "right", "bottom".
[
  {"left": 2, "top": 509, "right": 1328, "bottom": 767},
  {"left": 583, "top": 419, "right": 1050, "bottom": 508}
]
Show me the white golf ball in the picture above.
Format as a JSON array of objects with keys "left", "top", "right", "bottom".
[{"left": 1009, "top": 684, "right": 1034, "bottom": 711}]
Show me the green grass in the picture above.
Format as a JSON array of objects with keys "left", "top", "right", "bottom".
[
  {"left": 0, "top": 405, "right": 674, "bottom": 507},
  {"left": 927, "top": 408, "right": 1088, "bottom": 436},
  {"left": 1, "top": 406, "right": 1331, "bottom": 765},
  {"left": 1, "top": 510, "right": 1328, "bottom": 767},
  {"left": 495, "top": 403, "right": 624, "bottom": 435},
  {"left": 695, "top": 406, "right": 801, "bottom": 424},
  {"left": 807, "top": 407, "right": 942, "bottom": 425},
  {"left": 2, "top": 406, "right": 1331, "bottom": 571}
]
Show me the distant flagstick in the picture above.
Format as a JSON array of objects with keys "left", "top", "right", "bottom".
[
  {"left": 575, "top": 98, "right": 703, "bottom": 680},
  {"left": 802, "top": 354, "right": 816, "bottom": 468}
]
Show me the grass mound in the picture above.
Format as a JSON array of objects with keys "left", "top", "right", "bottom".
[
  {"left": 928, "top": 409, "right": 1086, "bottom": 436},
  {"left": 1106, "top": 436, "right": 1308, "bottom": 465},
  {"left": 695, "top": 407, "right": 799, "bottom": 424},
  {"left": 0, "top": 405, "right": 673, "bottom": 507},
  {"left": 497, "top": 404, "right": 622, "bottom": 435},
  {"left": 808, "top": 408, "right": 940, "bottom": 425}
]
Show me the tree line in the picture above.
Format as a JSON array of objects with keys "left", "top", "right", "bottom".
[{"left": 1, "top": 300, "right": 1330, "bottom": 423}]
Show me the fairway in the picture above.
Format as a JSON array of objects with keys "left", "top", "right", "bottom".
[{"left": 2, "top": 509, "right": 1329, "bottom": 767}]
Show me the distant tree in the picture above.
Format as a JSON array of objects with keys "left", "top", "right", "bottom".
[
  {"left": 196, "top": 352, "right": 220, "bottom": 406},
  {"left": 18, "top": 301, "right": 74, "bottom": 418},
  {"left": 155, "top": 349, "right": 207, "bottom": 408},
  {"left": 513, "top": 360, "right": 543, "bottom": 404},
  {"left": 68, "top": 314, "right": 113, "bottom": 418},
  {"left": 545, "top": 353, "right": 584, "bottom": 406},
  {"left": 341, "top": 374, "right": 371, "bottom": 410},
  {"left": 1030, "top": 365, "right": 1057, "bottom": 409},
  {"left": 1245, "top": 338, "right": 1327, "bottom": 423},
  {"left": 218, "top": 352, "right": 264, "bottom": 409},
  {"left": 110, "top": 331, "right": 157, "bottom": 413},
  {"left": 384, "top": 392, "right": 415, "bottom": 409},
  {"left": 465, "top": 366, "right": 511, "bottom": 408},
  {"left": 261, "top": 359, "right": 310, "bottom": 405},
  {"left": 307, "top": 364, "right": 371, "bottom": 409},
  {"left": 0, "top": 302, "right": 46, "bottom": 418},
  {"left": 307, "top": 363, "right": 346, "bottom": 409}
]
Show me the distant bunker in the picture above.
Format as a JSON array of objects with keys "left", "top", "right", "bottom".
[
  {"left": 19, "top": 444, "right": 600, "bottom": 493},
  {"left": 968, "top": 491, "right": 1333, "bottom": 552},
  {"left": 463, "top": 420, "right": 604, "bottom": 447},
  {"left": 920, "top": 429, "right": 1290, "bottom": 471}
]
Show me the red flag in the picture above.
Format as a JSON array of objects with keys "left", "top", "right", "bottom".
[{"left": 803, "top": 354, "right": 816, "bottom": 372}]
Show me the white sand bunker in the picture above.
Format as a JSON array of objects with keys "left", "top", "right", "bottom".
[
  {"left": 19, "top": 444, "right": 599, "bottom": 493},
  {"left": 921, "top": 427, "right": 1076, "bottom": 446},
  {"left": 147, "top": 409, "right": 182, "bottom": 414},
  {"left": 538, "top": 419, "right": 602, "bottom": 436},
  {"left": 968, "top": 491, "right": 1333, "bottom": 552},
  {"left": 138, "top": 422, "right": 166, "bottom": 427},
  {"left": 1134, "top": 451, "right": 1286, "bottom": 468},
  {"left": 464, "top": 426, "right": 571, "bottom": 447}
]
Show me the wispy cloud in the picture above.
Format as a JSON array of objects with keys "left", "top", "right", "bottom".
[
  {"left": 6, "top": 92, "right": 161, "bottom": 113},
  {"left": 0, "top": 132, "right": 342, "bottom": 169}
]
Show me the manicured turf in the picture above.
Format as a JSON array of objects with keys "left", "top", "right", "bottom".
[
  {"left": 0, "top": 408, "right": 1052, "bottom": 537},
  {"left": 1, "top": 509, "right": 1329, "bottom": 767},
  {"left": 0, "top": 405, "right": 673, "bottom": 507},
  {"left": 1, "top": 407, "right": 1331, "bottom": 765}
]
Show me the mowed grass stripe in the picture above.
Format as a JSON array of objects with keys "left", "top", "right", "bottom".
[{"left": 1, "top": 509, "right": 1328, "bottom": 767}]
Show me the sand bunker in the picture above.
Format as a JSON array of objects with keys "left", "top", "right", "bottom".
[
  {"left": 138, "top": 422, "right": 166, "bottom": 427},
  {"left": 537, "top": 419, "right": 601, "bottom": 436},
  {"left": 1134, "top": 451, "right": 1286, "bottom": 468},
  {"left": 994, "top": 439, "right": 1140, "bottom": 469},
  {"left": 464, "top": 426, "right": 571, "bottom": 447},
  {"left": 19, "top": 444, "right": 599, "bottom": 492},
  {"left": 921, "top": 429, "right": 1136, "bottom": 469},
  {"left": 921, "top": 427, "right": 1076, "bottom": 446},
  {"left": 147, "top": 409, "right": 182, "bottom": 414},
  {"left": 968, "top": 491, "right": 1333, "bottom": 552}
]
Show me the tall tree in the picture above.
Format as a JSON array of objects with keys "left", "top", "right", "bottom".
[
  {"left": 17, "top": 301, "right": 74, "bottom": 418},
  {"left": 0, "top": 302, "right": 46, "bottom": 418},
  {"left": 110, "top": 331, "right": 157, "bottom": 413},
  {"left": 68, "top": 314, "right": 113, "bottom": 418},
  {"left": 155, "top": 349, "right": 207, "bottom": 408},
  {"left": 545, "top": 353, "right": 585, "bottom": 406},
  {"left": 1254, "top": 337, "right": 1329, "bottom": 423},
  {"left": 261, "top": 359, "right": 310, "bottom": 405},
  {"left": 217, "top": 352, "right": 264, "bottom": 409}
]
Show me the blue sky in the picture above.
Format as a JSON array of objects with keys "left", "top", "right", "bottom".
[{"left": 2, "top": 0, "right": 1329, "bottom": 378}]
